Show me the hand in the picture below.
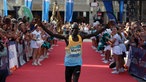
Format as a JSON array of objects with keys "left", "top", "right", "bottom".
[
  {"left": 105, "top": 36, "right": 110, "bottom": 40},
  {"left": 41, "top": 22, "right": 45, "bottom": 26}
]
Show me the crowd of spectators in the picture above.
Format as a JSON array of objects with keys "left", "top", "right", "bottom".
[
  {"left": 0, "top": 16, "right": 59, "bottom": 82},
  {"left": 90, "top": 20, "right": 146, "bottom": 74},
  {"left": 0, "top": 15, "right": 96, "bottom": 82},
  {"left": 0, "top": 15, "right": 146, "bottom": 81}
]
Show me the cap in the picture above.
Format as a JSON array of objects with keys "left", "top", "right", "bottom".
[{"left": 93, "top": 21, "right": 100, "bottom": 27}]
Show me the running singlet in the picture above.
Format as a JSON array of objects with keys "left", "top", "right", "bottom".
[{"left": 64, "top": 35, "right": 82, "bottom": 66}]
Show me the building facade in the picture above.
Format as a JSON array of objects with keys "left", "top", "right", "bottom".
[{"left": 0, "top": 0, "right": 146, "bottom": 23}]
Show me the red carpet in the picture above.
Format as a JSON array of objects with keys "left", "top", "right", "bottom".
[{"left": 6, "top": 41, "right": 137, "bottom": 82}]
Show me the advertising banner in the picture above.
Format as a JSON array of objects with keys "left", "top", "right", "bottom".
[{"left": 129, "top": 46, "right": 146, "bottom": 81}]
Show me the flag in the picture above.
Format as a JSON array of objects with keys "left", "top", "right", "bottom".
[
  {"left": 65, "top": 0, "right": 74, "bottom": 22},
  {"left": 24, "top": 0, "right": 33, "bottom": 10},
  {"left": 119, "top": 0, "right": 124, "bottom": 23},
  {"left": 18, "top": 6, "right": 33, "bottom": 22},
  {"left": 42, "top": 0, "right": 50, "bottom": 22},
  {"left": 3, "top": 0, "right": 8, "bottom": 16},
  {"left": 103, "top": 1, "right": 117, "bottom": 21}
]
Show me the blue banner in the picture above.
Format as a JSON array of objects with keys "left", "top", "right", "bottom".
[
  {"left": 103, "top": 1, "right": 116, "bottom": 21},
  {"left": 3, "top": 0, "right": 8, "bottom": 16},
  {"left": 24, "top": 0, "right": 27, "bottom": 7},
  {"left": 24, "top": 0, "right": 32, "bottom": 10},
  {"left": 65, "top": 0, "right": 74, "bottom": 22},
  {"left": 119, "top": 0, "right": 124, "bottom": 23},
  {"left": 129, "top": 46, "right": 146, "bottom": 81},
  {"left": 42, "top": 0, "right": 50, "bottom": 22}
]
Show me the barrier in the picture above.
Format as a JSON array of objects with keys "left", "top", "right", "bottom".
[
  {"left": 129, "top": 46, "right": 146, "bottom": 81},
  {"left": 0, "top": 46, "right": 9, "bottom": 82}
]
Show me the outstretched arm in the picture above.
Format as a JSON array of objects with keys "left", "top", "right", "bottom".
[
  {"left": 82, "top": 27, "right": 106, "bottom": 39},
  {"left": 41, "top": 24, "right": 66, "bottom": 40}
]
